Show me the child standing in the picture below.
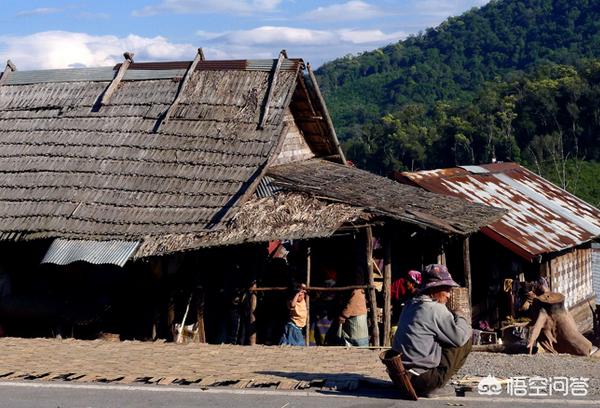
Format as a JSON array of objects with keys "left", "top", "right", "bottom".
[{"left": 279, "top": 283, "right": 307, "bottom": 346}]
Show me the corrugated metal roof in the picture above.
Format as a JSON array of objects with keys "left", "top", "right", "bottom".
[
  {"left": 254, "top": 176, "right": 282, "bottom": 198},
  {"left": 5, "top": 59, "right": 302, "bottom": 85},
  {"left": 6, "top": 67, "right": 114, "bottom": 85},
  {"left": 41, "top": 239, "right": 140, "bottom": 267},
  {"left": 398, "top": 163, "right": 600, "bottom": 260}
]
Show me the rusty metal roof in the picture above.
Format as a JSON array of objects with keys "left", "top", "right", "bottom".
[{"left": 397, "top": 163, "right": 600, "bottom": 261}]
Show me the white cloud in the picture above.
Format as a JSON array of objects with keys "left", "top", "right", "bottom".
[
  {"left": 416, "top": 0, "right": 490, "bottom": 17},
  {"left": 133, "top": 0, "right": 282, "bottom": 16},
  {"left": 212, "top": 27, "right": 336, "bottom": 46},
  {"left": 203, "top": 26, "right": 405, "bottom": 46},
  {"left": 16, "top": 7, "right": 61, "bottom": 17},
  {"left": 337, "top": 29, "right": 405, "bottom": 44},
  {"left": 78, "top": 12, "right": 111, "bottom": 20},
  {"left": 0, "top": 31, "right": 197, "bottom": 70},
  {"left": 196, "top": 26, "right": 406, "bottom": 66},
  {"left": 0, "top": 26, "right": 405, "bottom": 70},
  {"left": 301, "top": 1, "right": 385, "bottom": 21}
]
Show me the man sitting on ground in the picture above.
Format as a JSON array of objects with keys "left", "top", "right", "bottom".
[{"left": 392, "top": 264, "right": 472, "bottom": 397}]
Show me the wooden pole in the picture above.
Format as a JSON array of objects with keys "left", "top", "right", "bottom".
[
  {"left": 463, "top": 236, "right": 472, "bottom": 306},
  {"left": 157, "top": 48, "right": 205, "bottom": 129},
  {"left": 258, "top": 50, "right": 286, "bottom": 129},
  {"left": 196, "top": 288, "right": 206, "bottom": 343},
  {"left": 382, "top": 228, "right": 392, "bottom": 347},
  {"left": 99, "top": 52, "right": 134, "bottom": 106},
  {"left": 306, "top": 63, "right": 347, "bottom": 165},
  {"left": 366, "top": 226, "right": 380, "bottom": 346},
  {"left": 248, "top": 282, "right": 257, "bottom": 345},
  {"left": 250, "top": 285, "right": 371, "bottom": 292},
  {"left": 0, "top": 60, "right": 16, "bottom": 86},
  {"left": 305, "top": 243, "right": 311, "bottom": 346}
]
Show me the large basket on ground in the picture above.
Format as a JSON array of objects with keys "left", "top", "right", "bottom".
[
  {"left": 449, "top": 287, "right": 471, "bottom": 323},
  {"left": 379, "top": 350, "right": 418, "bottom": 400}
]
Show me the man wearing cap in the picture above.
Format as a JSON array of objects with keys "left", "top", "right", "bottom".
[{"left": 392, "top": 264, "right": 472, "bottom": 398}]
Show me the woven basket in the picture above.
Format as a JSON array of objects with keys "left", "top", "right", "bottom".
[{"left": 448, "top": 287, "right": 471, "bottom": 323}]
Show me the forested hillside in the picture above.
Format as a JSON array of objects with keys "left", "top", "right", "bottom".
[{"left": 315, "top": 0, "right": 600, "bottom": 206}]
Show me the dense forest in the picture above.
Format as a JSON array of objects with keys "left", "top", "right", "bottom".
[{"left": 315, "top": 0, "right": 600, "bottom": 206}]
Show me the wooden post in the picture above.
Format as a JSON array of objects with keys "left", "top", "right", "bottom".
[
  {"left": 463, "top": 236, "right": 472, "bottom": 304},
  {"left": 248, "top": 282, "right": 257, "bottom": 345},
  {"left": 383, "top": 228, "right": 392, "bottom": 347},
  {"left": 437, "top": 241, "right": 446, "bottom": 265},
  {"left": 305, "top": 243, "right": 311, "bottom": 346},
  {"left": 196, "top": 288, "right": 206, "bottom": 343},
  {"left": 366, "top": 226, "right": 380, "bottom": 346}
]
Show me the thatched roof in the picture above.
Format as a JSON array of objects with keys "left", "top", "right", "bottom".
[
  {"left": 0, "top": 56, "right": 505, "bottom": 261},
  {"left": 266, "top": 159, "right": 506, "bottom": 235},
  {"left": 136, "top": 191, "right": 364, "bottom": 258},
  {"left": 0, "top": 58, "right": 340, "bottom": 242}
]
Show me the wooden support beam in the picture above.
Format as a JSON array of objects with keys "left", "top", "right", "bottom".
[
  {"left": 463, "top": 236, "right": 472, "bottom": 303},
  {"left": 382, "top": 228, "right": 392, "bottom": 347},
  {"left": 366, "top": 226, "right": 380, "bottom": 346},
  {"left": 157, "top": 48, "right": 205, "bottom": 130},
  {"left": 248, "top": 282, "right": 257, "bottom": 345},
  {"left": 99, "top": 52, "right": 134, "bottom": 106},
  {"left": 258, "top": 50, "right": 286, "bottom": 130},
  {"left": 196, "top": 288, "right": 206, "bottom": 343},
  {"left": 306, "top": 63, "right": 347, "bottom": 165},
  {"left": 250, "top": 285, "right": 372, "bottom": 292},
  {"left": 0, "top": 60, "right": 16, "bottom": 85},
  {"left": 305, "top": 243, "right": 311, "bottom": 346}
]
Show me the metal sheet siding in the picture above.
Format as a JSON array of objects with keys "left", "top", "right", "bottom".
[
  {"left": 550, "top": 249, "right": 594, "bottom": 309},
  {"left": 593, "top": 243, "right": 600, "bottom": 303},
  {"left": 401, "top": 164, "right": 600, "bottom": 259},
  {"left": 41, "top": 239, "right": 140, "bottom": 267}
]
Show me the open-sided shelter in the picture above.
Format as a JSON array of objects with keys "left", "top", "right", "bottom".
[{"left": 0, "top": 53, "right": 503, "bottom": 343}]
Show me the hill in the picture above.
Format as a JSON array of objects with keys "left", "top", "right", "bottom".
[{"left": 314, "top": 0, "right": 600, "bottom": 206}]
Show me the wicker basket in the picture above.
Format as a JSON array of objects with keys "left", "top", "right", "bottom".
[{"left": 448, "top": 287, "right": 471, "bottom": 323}]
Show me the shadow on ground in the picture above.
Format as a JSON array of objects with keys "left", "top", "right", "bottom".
[{"left": 256, "top": 370, "right": 411, "bottom": 400}]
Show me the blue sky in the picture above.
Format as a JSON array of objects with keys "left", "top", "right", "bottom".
[{"left": 0, "top": 1, "right": 489, "bottom": 69}]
